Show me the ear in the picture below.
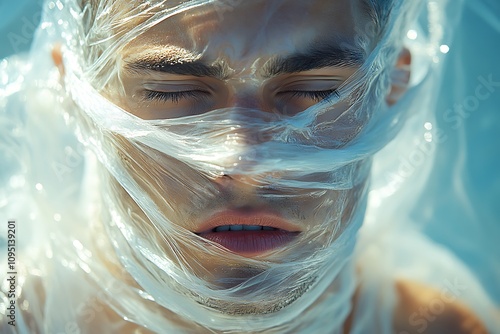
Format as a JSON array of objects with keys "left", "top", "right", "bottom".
[
  {"left": 386, "top": 47, "right": 411, "bottom": 106},
  {"left": 51, "top": 43, "right": 65, "bottom": 77}
]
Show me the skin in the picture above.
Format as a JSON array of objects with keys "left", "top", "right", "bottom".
[
  {"left": 108, "top": 4, "right": 373, "bottom": 217},
  {"left": 46, "top": 0, "right": 490, "bottom": 332},
  {"left": 99, "top": 0, "right": 370, "bottom": 291},
  {"left": 115, "top": 1, "right": 361, "bottom": 119},
  {"left": 89, "top": 0, "right": 370, "bottom": 316}
]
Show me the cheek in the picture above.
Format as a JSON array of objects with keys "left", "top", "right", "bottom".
[
  {"left": 303, "top": 185, "right": 367, "bottom": 248},
  {"left": 115, "top": 137, "right": 224, "bottom": 228},
  {"left": 314, "top": 89, "right": 370, "bottom": 147}
]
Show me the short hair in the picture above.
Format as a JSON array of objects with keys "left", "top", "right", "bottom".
[{"left": 78, "top": 0, "right": 395, "bottom": 42}]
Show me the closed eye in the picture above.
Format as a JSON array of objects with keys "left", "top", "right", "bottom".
[
  {"left": 278, "top": 89, "right": 340, "bottom": 103},
  {"left": 144, "top": 90, "right": 211, "bottom": 103}
]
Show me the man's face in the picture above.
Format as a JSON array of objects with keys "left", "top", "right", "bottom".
[
  {"left": 117, "top": 0, "right": 364, "bottom": 119},
  {"left": 104, "top": 0, "right": 372, "bottom": 293}
]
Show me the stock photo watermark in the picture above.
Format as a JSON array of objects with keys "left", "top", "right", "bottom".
[
  {"left": 399, "top": 278, "right": 468, "bottom": 334},
  {"left": 442, "top": 74, "right": 500, "bottom": 129},
  {"left": 56, "top": 270, "right": 129, "bottom": 334},
  {"left": 384, "top": 73, "right": 500, "bottom": 189},
  {"left": 51, "top": 144, "right": 86, "bottom": 182},
  {"left": 5, "top": 220, "right": 18, "bottom": 327},
  {"left": 6, "top": 2, "right": 43, "bottom": 54}
]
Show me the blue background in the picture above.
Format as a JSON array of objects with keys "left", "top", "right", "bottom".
[{"left": 1, "top": 0, "right": 499, "bottom": 303}]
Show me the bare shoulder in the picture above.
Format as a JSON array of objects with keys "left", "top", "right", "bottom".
[{"left": 393, "top": 278, "right": 489, "bottom": 334}]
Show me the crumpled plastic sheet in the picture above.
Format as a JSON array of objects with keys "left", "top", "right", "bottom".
[{"left": 0, "top": 0, "right": 499, "bottom": 333}]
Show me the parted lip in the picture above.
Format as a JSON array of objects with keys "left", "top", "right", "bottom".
[
  {"left": 194, "top": 209, "right": 301, "bottom": 256},
  {"left": 194, "top": 209, "right": 302, "bottom": 234}
]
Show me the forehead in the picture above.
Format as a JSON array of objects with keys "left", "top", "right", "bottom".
[{"left": 122, "top": 0, "right": 365, "bottom": 66}]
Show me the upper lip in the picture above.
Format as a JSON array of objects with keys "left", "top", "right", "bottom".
[{"left": 194, "top": 209, "right": 301, "bottom": 234}]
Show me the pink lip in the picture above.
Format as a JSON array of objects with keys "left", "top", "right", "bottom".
[{"left": 195, "top": 210, "right": 301, "bottom": 256}]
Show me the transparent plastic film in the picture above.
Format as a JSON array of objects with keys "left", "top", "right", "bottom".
[
  {"left": 6, "top": 0, "right": 486, "bottom": 333},
  {"left": 47, "top": 0, "right": 425, "bottom": 332}
]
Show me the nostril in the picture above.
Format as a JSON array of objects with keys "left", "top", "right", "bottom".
[
  {"left": 213, "top": 173, "right": 234, "bottom": 190},
  {"left": 218, "top": 174, "right": 233, "bottom": 182},
  {"left": 215, "top": 173, "right": 251, "bottom": 186}
]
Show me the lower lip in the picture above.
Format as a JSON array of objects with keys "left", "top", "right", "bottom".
[{"left": 199, "top": 230, "right": 299, "bottom": 256}]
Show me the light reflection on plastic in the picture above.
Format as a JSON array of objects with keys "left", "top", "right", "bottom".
[
  {"left": 407, "top": 30, "right": 418, "bottom": 40},
  {"left": 439, "top": 45, "right": 450, "bottom": 54}
]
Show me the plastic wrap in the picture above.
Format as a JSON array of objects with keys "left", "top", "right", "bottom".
[{"left": 0, "top": 0, "right": 499, "bottom": 333}]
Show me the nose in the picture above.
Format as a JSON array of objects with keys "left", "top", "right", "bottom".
[
  {"left": 213, "top": 84, "right": 276, "bottom": 197},
  {"left": 224, "top": 81, "right": 274, "bottom": 113},
  {"left": 216, "top": 120, "right": 274, "bottom": 184},
  {"left": 212, "top": 173, "right": 264, "bottom": 207},
  {"left": 228, "top": 92, "right": 261, "bottom": 110}
]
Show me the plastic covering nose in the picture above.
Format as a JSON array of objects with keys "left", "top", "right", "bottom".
[
  {"left": 212, "top": 116, "right": 275, "bottom": 175},
  {"left": 213, "top": 173, "right": 262, "bottom": 193}
]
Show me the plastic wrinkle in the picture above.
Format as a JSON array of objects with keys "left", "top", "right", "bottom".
[{"left": 1, "top": 0, "right": 499, "bottom": 333}]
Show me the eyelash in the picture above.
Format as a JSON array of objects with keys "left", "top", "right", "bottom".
[
  {"left": 144, "top": 89, "right": 340, "bottom": 104},
  {"left": 285, "top": 89, "right": 340, "bottom": 102},
  {"left": 144, "top": 90, "right": 209, "bottom": 103}
]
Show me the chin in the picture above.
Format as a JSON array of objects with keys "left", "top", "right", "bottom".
[{"left": 190, "top": 275, "right": 318, "bottom": 315}]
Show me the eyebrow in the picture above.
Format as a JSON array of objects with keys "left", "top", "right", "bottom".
[
  {"left": 261, "top": 41, "right": 364, "bottom": 78},
  {"left": 123, "top": 41, "right": 363, "bottom": 80},
  {"left": 124, "top": 58, "right": 230, "bottom": 79},
  {"left": 123, "top": 46, "right": 231, "bottom": 79}
]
